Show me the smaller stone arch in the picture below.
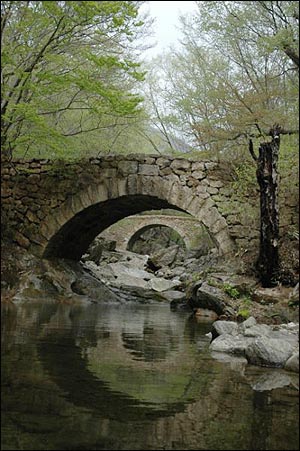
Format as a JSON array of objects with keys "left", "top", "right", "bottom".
[
  {"left": 126, "top": 224, "right": 187, "bottom": 254},
  {"left": 99, "top": 213, "right": 218, "bottom": 255}
]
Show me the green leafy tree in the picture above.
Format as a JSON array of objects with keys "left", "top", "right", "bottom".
[
  {"left": 144, "top": 1, "right": 299, "bottom": 286},
  {"left": 145, "top": 1, "right": 298, "bottom": 156},
  {"left": 1, "top": 1, "right": 150, "bottom": 160}
]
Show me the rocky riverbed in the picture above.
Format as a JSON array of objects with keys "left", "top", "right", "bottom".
[{"left": 1, "top": 239, "right": 299, "bottom": 373}]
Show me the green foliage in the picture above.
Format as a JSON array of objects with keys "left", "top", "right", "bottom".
[
  {"left": 288, "top": 298, "right": 299, "bottom": 307},
  {"left": 207, "top": 278, "right": 221, "bottom": 288},
  {"left": 145, "top": 1, "right": 299, "bottom": 157},
  {"left": 223, "top": 283, "right": 240, "bottom": 299},
  {"left": 1, "top": 1, "right": 150, "bottom": 159},
  {"left": 237, "top": 308, "right": 250, "bottom": 319},
  {"left": 234, "top": 134, "right": 298, "bottom": 185},
  {"left": 241, "top": 295, "right": 252, "bottom": 306}
]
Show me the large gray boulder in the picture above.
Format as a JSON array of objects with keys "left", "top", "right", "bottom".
[
  {"left": 210, "top": 334, "right": 252, "bottom": 356},
  {"left": 147, "top": 245, "right": 183, "bottom": 270},
  {"left": 189, "top": 281, "right": 229, "bottom": 315},
  {"left": 211, "top": 320, "right": 239, "bottom": 340},
  {"left": 245, "top": 337, "right": 295, "bottom": 368}
]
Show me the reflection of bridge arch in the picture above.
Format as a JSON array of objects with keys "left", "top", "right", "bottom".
[{"left": 36, "top": 302, "right": 212, "bottom": 420}]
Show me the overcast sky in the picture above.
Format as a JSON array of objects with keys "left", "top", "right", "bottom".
[{"left": 141, "top": 1, "right": 198, "bottom": 58}]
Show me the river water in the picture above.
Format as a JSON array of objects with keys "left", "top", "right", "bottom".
[{"left": 1, "top": 300, "right": 299, "bottom": 450}]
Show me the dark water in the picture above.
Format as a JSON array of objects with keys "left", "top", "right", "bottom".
[{"left": 1, "top": 300, "right": 299, "bottom": 450}]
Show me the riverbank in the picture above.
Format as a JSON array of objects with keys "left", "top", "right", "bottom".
[
  {"left": 1, "top": 240, "right": 299, "bottom": 375},
  {"left": 1, "top": 240, "right": 298, "bottom": 323}
]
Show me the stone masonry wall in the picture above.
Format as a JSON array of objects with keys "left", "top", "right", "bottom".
[{"left": 1, "top": 154, "right": 298, "bottom": 259}]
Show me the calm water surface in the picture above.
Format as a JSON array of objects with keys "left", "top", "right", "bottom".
[{"left": 1, "top": 300, "right": 299, "bottom": 450}]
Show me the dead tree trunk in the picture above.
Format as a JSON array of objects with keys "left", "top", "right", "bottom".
[{"left": 249, "top": 126, "right": 280, "bottom": 287}]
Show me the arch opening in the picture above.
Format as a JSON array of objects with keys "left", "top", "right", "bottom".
[
  {"left": 127, "top": 225, "right": 187, "bottom": 255},
  {"left": 43, "top": 195, "right": 184, "bottom": 260}
]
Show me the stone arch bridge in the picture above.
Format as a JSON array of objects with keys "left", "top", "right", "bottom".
[
  {"left": 99, "top": 214, "right": 214, "bottom": 252},
  {"left": 2, "top": 154, "right": 260, "bottom": 260}
]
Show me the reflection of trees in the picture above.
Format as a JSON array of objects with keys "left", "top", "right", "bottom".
[
  {"left": 1, "top": 303, "right": 299, "bottom": 451},
  {"left": 183, "top": 313, "right": 213, "bottom": 344},
  {"left": 38, "top": 332, "right": 188, "bottom": 421},
  {"left": 1, "top": 304, "right": 18, "bottom": 352},
  {"left": 250, "top": 390, "right": 272, "bottom": 450}
]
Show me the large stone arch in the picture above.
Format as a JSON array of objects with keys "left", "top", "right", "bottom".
[{"left": 40, "top": 174, "right": 235, "bottom": 260}]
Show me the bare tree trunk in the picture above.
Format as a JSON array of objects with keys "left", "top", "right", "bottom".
[{"left": 253, "top": 130, "right": 280, "bottom": 287}]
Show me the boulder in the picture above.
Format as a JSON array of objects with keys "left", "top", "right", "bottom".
[
  {"left": 148, "top": 277, "right": 181, "bottom": 292},
  {"left": 211, "top": 320, "right": 239, "bottom": 339},
  {"left": 209, "top": 317, "right": 299, "bottom": 371},
  {"left": 190, "top": 281, "right": 228, "bottom": 315},
  {"left": 284, "top": 351, "right": 299, "bottom": 373},
  {"left": 210, "top": 334, "right": 252, "bottom": 356},
  {"left": 245, "top": 337, "right": 295, "bottom": 368},
  {"left": 147, "top": 245, "right": 182, "bottom": 270}
]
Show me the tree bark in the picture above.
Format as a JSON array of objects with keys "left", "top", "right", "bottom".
[{"left": 255, "top": 133, "right": 280, "bottom": 287}]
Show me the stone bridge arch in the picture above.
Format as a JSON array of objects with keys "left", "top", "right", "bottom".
[
  {"left": 41, "top": 174, "right": 234, "bottom": 260},
  {"left": 99, "top": 214, "right": 216, "bottom": 252},
  {"left": 2, "top": 156, "right": 240, "bottom": 260}
]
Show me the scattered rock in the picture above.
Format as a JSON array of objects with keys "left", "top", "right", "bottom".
[
  {"left": 209, "top": 316, "right": 299, "bottom": 371},
  {"left": 284, "top": 351, "right": 299, "bottom": 373},
  {"left": 246, "top": 337, "right": 295, "bottom": 368},
  {"left": 211, "top": 320, "right": 239, "bottom": 339},
  {"left": 252, "top": 286, "right": 294, "bottom": 305},
  {"left": 189, "top": 281, "right": 228, "bottom": 315}
]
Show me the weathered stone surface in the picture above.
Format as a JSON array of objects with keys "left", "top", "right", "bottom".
[
  {"left": 192, "top": 170, "right": 206, "bottom": 180},
  {"left": 170, "top": 159, "right": 191, "bottom": 172},
  {"left": 210, "top": 334, "right": 252, "bottom": 356},
  {"left": 148, "top": 245, "right": 182, "bottom": 269},
  {"left": 209, "top": 318, "right": 299, "bottom": 370},
  {"left": 14, "top": 231, "right": 30, "bottom": 249},
  {"left": 211, "top": 320, "right": 239, "bottom": 339},
  {"left": 1, "top": 155, "right": 297, "bottom": 261},
  {"left": 138, "top": 164, "right": 159, "bottom": 176},
  {"left": 117, "top": 160, "right": 138, "bottom": 175},
  {"left": 191, "top": 281, "right": 228, "bottom": 315},
  {"left": 284, "top": 351, "right": 299, "bottom": 373},
  {"left": 191, "top": 161, "right": 206, "bottom": 171},
  {"left": 148, "top": 277, "right": 181, "bottom": 292},
  {"left": 246, "top": 337, "right": 295, "bottom": 367}
]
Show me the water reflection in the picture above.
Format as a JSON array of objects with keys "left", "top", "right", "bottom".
[{"left": 1, "top": 301, "right": 299, "bottom": 451}]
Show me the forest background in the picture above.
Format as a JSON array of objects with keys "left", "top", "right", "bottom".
[{"left": 1, "top": 0, "right": 299, "bottom": 287}]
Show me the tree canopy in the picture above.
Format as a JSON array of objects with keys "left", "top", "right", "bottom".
[
  {"left": 1, "top": 0, "right": 150, "bottom": 159},
  {"left": 143, "top": 1, "right": 299, "bottom": 156},
  {"left": 1, "top": 1, "right": 299, "bottom": 160}
]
